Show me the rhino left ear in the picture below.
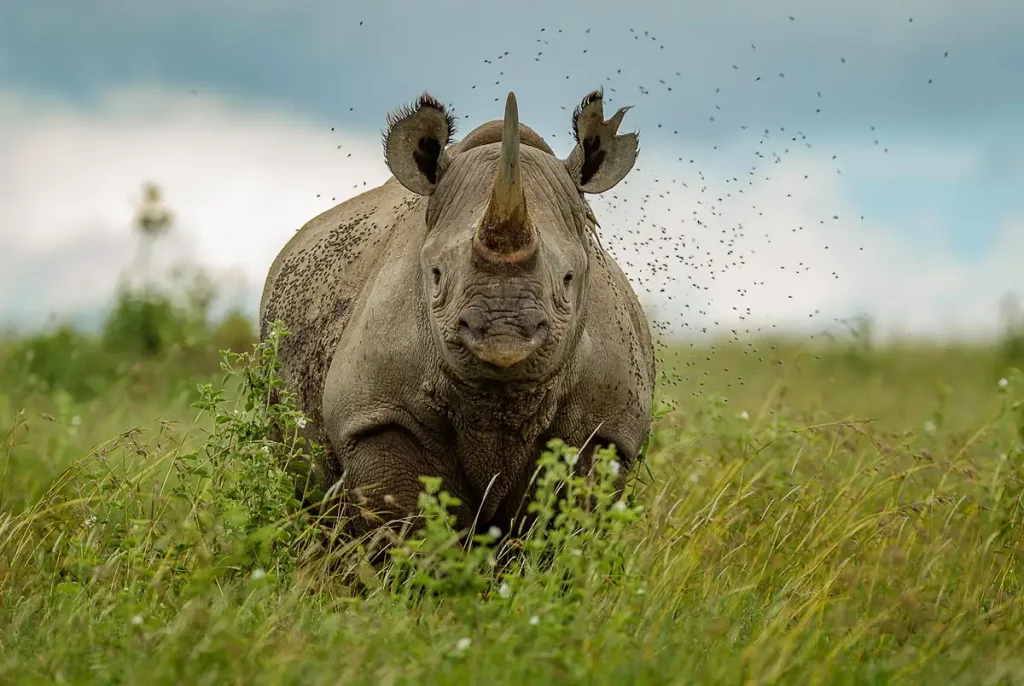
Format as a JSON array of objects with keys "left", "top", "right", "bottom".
[
  {"left": 382, "top": 93, "right": 456, "bottom": 196},
  {"left": 564, "top": 88, "right": 639, "bottom": 194}
]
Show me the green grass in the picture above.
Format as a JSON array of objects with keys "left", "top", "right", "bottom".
[{"left": 1, "top": 325, "right": 1023, "bottom": 685}]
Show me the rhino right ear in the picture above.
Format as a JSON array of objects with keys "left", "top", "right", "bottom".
[{"left": 382, "top": 93, "right": 456, "bottom": 196}]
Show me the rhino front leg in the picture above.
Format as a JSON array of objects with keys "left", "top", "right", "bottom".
[{"left": 329, "top": 426, "right": 472, "bottom": 545}]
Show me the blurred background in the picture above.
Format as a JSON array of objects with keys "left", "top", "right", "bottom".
[{"left": 1, "top": 0, "right": 1022, "bottom": 406}]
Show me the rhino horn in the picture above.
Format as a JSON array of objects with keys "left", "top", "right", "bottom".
[{"left": 475, "top": 92, "right": 537, "bottom": 263}]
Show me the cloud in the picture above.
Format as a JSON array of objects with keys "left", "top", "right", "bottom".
[
  {"left": 2, "top": 0, "right": 1020, "bottom": 145},
  {"left": 599, "top": 146, "right": 1023, "bottom": 341},
  {"left": 0, "top": 87, "right": 1018, "bottom": 342},
  {"left": 0, "top": 88, "right": 389, "bottom": 327}
]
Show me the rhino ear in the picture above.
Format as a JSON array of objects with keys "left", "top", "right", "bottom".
[
  {"left": 382, "top": 93, "right": 457, "bottom": 196},
  {"left": 564, "top": 88, "right": 639, "bottom": 194}
]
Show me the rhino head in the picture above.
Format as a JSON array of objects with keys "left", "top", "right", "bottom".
[{"left": 382, "top": 90, "right": 638, "bottom": 385}]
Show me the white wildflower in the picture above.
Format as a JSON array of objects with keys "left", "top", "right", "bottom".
[
  {"left": 497, "top": 582, "right": 512, "bottom": 599},
  {"left": 83, "top": 515, "right": 97, "bottom": 529},
  {"left": 455, "top": 637, "right": 472, "bottom": 651},
  {"left": 923, "top": 420, "right": 937, "bottom": 433},
  {"left": 131, "top": 615, "right": 143, "bottom": 626},
  {"left": 636, "top": 588, "right": 646, "bottom": 595},
  {"left": 999, "top": 377, "right": 1008, "bottom": 389},
  {"left": 689, "top": 473, "right": 699, "bottom": 483},
  {"left": 608, "top": 460, "right": 621, "bottom": 477},
  {"left": 251, "top": 568, "right": 266, "bottom": 581},
  {"left": 739, "top": 411, "right": 750, "bottom": 420},
  {"left": 529, "top": 615, "right": 540, "bottom": 626},
  {"left": 487, "top": 525, "right": 502, "bottom": 539},
  {"left": 613, "top": 500, "right": 628, "bottom": 512},
  {"left": 296, "top": 416, "right": 308, "bottom": 429}
]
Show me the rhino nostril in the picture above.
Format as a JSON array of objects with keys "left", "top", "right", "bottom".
[
  {"left": 459, "top": 317, "right": 486, "bottom": 339},
  {"left": 529, "top": 320, "right": 549, "bottom": 340}
]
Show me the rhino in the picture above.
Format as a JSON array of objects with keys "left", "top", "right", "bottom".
[{"left": 259, "top": 89, "right": 654, "bottom": 539}]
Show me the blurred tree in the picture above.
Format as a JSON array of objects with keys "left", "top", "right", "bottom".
[
  {"left": 131, "top": 182, "right": 175, "bottom": 288},
  {"left": 105, "top": 183, "right": 182, "bottom": 356}
]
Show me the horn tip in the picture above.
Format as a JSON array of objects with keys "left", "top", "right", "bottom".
[{"left": 504, "top": 92, "right": 518, "bottom": 118}]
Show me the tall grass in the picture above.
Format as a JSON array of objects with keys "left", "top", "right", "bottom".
[{"left": 1, "top": 305, "right": 1022, "bottom": 683}]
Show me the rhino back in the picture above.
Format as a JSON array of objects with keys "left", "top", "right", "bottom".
[{"left": 259, "top": 177, "right": 422, "bottom": 444}]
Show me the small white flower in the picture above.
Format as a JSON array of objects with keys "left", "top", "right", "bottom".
[
  {"left": 613, "top": 500, "right": 627, "bottom": 512},
  {"left": 529, "top": 615, "right": 540, "bottom": 626},
  {"left": 83, "top": 515, "right": 97, "bottom": 529},
  {"left": 261, "top": 446, "right": 270, "bottom": 454},
  {"left": 455, "top": 637, "right": 472, "bottom": 651},
  {"left": 923, "top": 420, "right": 937, "bottom": 433},
  {"left": 689, "top": 473, "right": 699, "bottom": 483},
  {"left": 608, "top": 460, "right": 621, "bottom": 477},
  {"left": 251, "top": 568, "right": 266, "bottom": 581},
  {"left": 131, "top": 615, "right": 143, "bottom": 626},
  {"left": 487, "top": 525, "right": 502, "bottom": 539},
  {"left": 636, "top": 588, "right": 646, "bottom": 595},
  {"left": 739, "top": 411, "right": 750, "bottom": 420},
  {"left": 999, "top": 378, "right": 1009, "bottom": 389},
  {"left": 296, "top": 417, "right": 308, "bottom": 429},
  {"left": 70, "top": 415, "right": 81, "bottom": 427},
  {"left": 497, "top": 582, "right": 512, "bottom": 599}
]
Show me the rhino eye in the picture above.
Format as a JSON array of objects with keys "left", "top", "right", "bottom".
[
  {"left": 563, "top": 272, "right": 574, "bottom": 287},
  {"left": 431, "top": 266, "right": 442, "bottom": 286}
]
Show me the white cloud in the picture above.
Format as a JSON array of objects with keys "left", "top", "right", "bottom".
[
  {"left": 0, "top": 88, "right": 388, "bottom": 326},
  {"left": 0, "top": 87, "right": 1018, "bottom": 341},
  {"left": 597, "top": 148, "right": 1022, "bottom": 341}
]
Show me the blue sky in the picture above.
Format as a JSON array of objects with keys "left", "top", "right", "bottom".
[{"left": 1, "top": 0, "right": 1022, "bottom": 339}]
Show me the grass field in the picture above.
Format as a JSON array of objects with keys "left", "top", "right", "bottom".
[{"left": 1, "top": 314, "right": 1023, "bottom": 684}]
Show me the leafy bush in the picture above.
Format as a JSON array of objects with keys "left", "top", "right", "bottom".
[{"left": 1, "top": 273, "right": 255, "bottom": 403}]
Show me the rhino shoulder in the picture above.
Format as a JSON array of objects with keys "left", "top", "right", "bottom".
[
  {"left": 259, "top": 176, "right": 424, "bottom": 439},
  {"left": 260, "top": 177, "right": 410, "bottom": 331}
]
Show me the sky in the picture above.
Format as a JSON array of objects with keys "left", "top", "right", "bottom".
[{"left": 1, "top": 0, "right": 1022, "bottom": 341}]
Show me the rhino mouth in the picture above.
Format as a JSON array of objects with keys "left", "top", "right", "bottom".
[{"left": 458, "top": 327, "right": 547, "bottom": 368}]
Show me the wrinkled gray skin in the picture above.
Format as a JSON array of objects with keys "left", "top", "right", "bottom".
[{"left": 260, "top": 89, "right": 654, "bottom": 540}]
